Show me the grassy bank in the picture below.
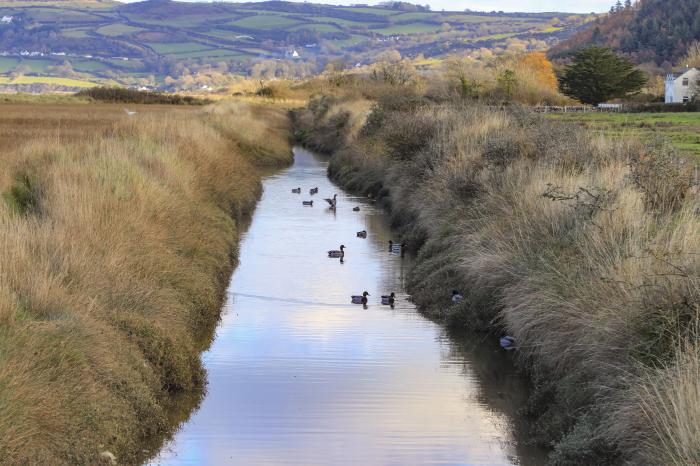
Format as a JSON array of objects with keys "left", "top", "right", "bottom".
[
  {"left": 294, "top": 91, "right": 699, "bottom": 464},
  {"left": 0, "top": 100, "right": 291, "bottom": 464}
]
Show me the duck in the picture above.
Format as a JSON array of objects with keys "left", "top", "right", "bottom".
[
  {"left": 302, "top": 200, "right": 313, "bottom": 206},
  {"left": 328, "top": 245, "right": 345, "bottom": 258},
  {"left": 351, "top": 291, "right": 370, "bottom": 305},
  {"left": 292, "top": 188, "right": 301, "bottom": 194},
  {"left": 381, "top": 292, "right": 396, "bottom": 305},
  {"left": 500, "top": 336, "right": 516, "bottom": 351},
  {"left": 356, "top": 230, "right": 367, "bottom": 238},
  {"left": 388, "top": 240, "right": 402, "bottom": 254},
  {"left": 353, "top": 206, "right": 360, "bottom": 212},
  {"left": 324, "top": 194, "right": 338, "bottom": 209},
  {"left": 451, "top": 290, "right": 464, "bottom": 303},
  {"left": 310, "top": 187, "right": 319, "bottom": 195}
]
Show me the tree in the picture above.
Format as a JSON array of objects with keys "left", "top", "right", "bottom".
[
  {"left": 497, "top": 69, "right": 517, "bottom": 101},
  {"left": 518, "top": 51, "right": 558, "bottom": 90},
  {"left": 559, "top": 46, "right": 646, "bottom": 105}
]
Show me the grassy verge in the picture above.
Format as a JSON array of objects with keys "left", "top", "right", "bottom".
[
  {"left": 293, "top": 90, "right": 699, "bottom": 464},
  {"left": 0, "top": 100, "right": 291, "bottom": 464},
  {"left": 548, "top": 112, "right": 700, "bottom": 158}
]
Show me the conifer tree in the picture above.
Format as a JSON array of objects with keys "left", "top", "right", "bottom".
[{"left": 559, "top": 46, "right": 646, "bottom": 105}]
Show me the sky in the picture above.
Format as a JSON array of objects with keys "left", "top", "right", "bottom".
[{"left": 120, "top": 1, "right": 614, "bottom": 14}]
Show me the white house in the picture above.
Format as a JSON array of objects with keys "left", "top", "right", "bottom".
[
  {"left": 1, "top": 16, "right": 13, "bottom": 24},
  {"left": 665, "top": 68, "right": 700, "bottom": 103}
]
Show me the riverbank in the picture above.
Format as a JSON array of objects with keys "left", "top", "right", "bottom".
[
  {"left": 293, "top": 91, "right": 699, "bottom": 464},
  {"left": 0, "top": 100, "right": 292, "bottom": 464}
]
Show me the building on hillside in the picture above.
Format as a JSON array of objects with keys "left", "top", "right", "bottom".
[{"left": 665, "top": 68, "right": 700, "bottom": 103}]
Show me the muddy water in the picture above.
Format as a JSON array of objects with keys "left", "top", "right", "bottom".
[{"left": 149, "top": 147, "right": 545, "bottom": 466}]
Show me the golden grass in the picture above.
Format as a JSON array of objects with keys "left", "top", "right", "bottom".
[
  {"left": 297, "top": 92, "right": 700, "bottom": 463},
  {"left": 0, "top": 100, "right": 291, "bottom": 464}
]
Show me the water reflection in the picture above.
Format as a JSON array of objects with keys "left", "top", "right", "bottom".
[{"left": 149, "top": 147, "right": 545, "bottom": 466}]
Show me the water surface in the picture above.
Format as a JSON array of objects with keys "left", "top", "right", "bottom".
[{"left": 149, "top": 147, "right": 544, "bottom": 466}]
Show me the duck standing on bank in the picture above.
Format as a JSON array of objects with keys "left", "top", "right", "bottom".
[
  {"left": 351, "top": 291, "right": 370, "bottom": 305},
  {"left": 452, "top": 290, "right": 464, "bottom": 303},
  {"left": 328, "top": 245, "right": 345, "bottom": 258},
  {"left": 500, "top": 336, "right": 516, "bottom": 351},
  {"left": 325, "top": 194, "right": 338, "bottom": 210}
]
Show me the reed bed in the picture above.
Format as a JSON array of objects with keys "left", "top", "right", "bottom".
[
  {"left": 0, "top": 100, "right": 291, "bottom": 464},
  {"left": 294, "top": 91, "right": 699, "bottom": 464}
]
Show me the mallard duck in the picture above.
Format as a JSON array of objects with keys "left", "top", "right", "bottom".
[
  {"left": 292, "top": 188, "right": 301, "bottom": 194},
  {"left": 310, "top": 187, "right": 319, "bottom": 195},
  {"left": 500, "top": 336, "right": 516, "bottom": 351},
  {"left": 353, "top": 206, "right": 360, "bottom": 212},
  {"left": 381, "top": 292, "right": 396, "bottom": 305},
  {"left": 388, "top": 240, "right": 402, "bottom": 254},
  {"left": 328, "top": 245, "right": 345, "bottom": 258},
  {"left": 356, "top": 230, "right": 367, "bottom": 238},
  {"left": 324, "top": 194, "right": 338, "bottom": 209},
  {"left": 302, "top": 200, "right": 313, "bottom": 206},
  {"left": 451, "top": 290, "right": 464, "bottom": 303},
  {"left": 351, "top": 291, "right": 370, "bottom": 304}
]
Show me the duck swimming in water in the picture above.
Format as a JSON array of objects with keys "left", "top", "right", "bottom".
[
  {"left": 292, "top": 188, "right": 301, "bottom": 194},
  {"left": 381, "top": 292, "right": 396, "bottom": 306},
  {"left": 351, "top": 291, "right": 370, "bottom": 305},
  {"left": 388, "top": 240, "right": 402, "bottom": 254},
  {"left": 356, "top": 230, "right": 367, "bottom": 238},
  {"left": 310, "top": 187, "right": 319, "bottom": 195},
  {"left": 353, "top": 206, "right": 360, "bottom": 212},
  {"left": 302, "top": 200, "right": 313, "bottom": 206},
  {"left": 328, "top": 245, "right": 345, "bottom": 258},
  {"left": 324, "top": 194, "right": 338, "bottom": 209}
]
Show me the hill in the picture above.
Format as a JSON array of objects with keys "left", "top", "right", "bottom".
[
  {"left": 0, "top": 0, "right": 591, "bottom": 91},
  {"left": 552, "top": 0, "right": 700, "bottom": 68}
]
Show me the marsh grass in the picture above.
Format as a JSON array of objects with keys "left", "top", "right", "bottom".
[
  {"left": 296, "top": 90, "right": 700, "bottom": 464},
  {"left": 0, "top": 100, "right": 291, "bottom": 464}
]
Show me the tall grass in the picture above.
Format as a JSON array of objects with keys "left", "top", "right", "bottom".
[
  {"left": 0, "top": 101, "right": 291, "bottom": 464},
  {"left": 295, "top": 90, "right": 699, "bottom": 464}
]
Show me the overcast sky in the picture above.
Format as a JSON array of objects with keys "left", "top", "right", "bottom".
[{"left": 123, "top": 1, "right": 614, "bottom": 14}]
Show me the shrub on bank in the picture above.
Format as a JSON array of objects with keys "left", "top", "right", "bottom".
[
  {"left": 76, "top": 86, "right": 211, "bottom": 105},
  {"left": 295, "top": 90, "right": 700, "bottom": 465}
]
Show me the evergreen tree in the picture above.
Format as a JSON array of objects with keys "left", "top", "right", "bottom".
[{"left": 559, "top": 46, "right": 647, "bottom": 105}]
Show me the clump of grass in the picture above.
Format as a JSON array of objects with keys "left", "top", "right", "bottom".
[
  {"left": 0, "top": 100, "right": 291, "bottom": 463},
  {"left": 295, "top": 86, "right": 700, "bottom": 464}
]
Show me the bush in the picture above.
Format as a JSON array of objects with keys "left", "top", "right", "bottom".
[{"left": 76, "top": 87, "right": 210, "bottom": 105}]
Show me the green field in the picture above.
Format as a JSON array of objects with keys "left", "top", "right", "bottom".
[
  {"left": 373, "top": 22, "right": 442, "bottom": 35},
  {"left": 230, "top": 14, "right": 302, "bottom": 29},
  {"left": 0, "top": 57, "right": 20, "bottom": 73},
  {"left": 96, "top": 23, "right": 145, "bottom": 36},
  {"left": 550, "top": 112, "right": 700, "bottom": 157},
  {"left": 147, "top": 42, "right": 212, "bottom": 54},
  {"left": 0, "top": 76, "right": 96, "bottom": 87}
]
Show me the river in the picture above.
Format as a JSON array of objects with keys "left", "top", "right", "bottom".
[{"left": 148, "top": 147, "right": 545, "bottom": 465}]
